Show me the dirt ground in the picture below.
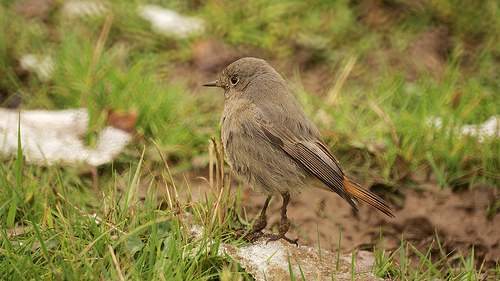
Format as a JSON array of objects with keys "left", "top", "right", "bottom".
[{"left": 163, "top": 168, "right": 500, "bottom": 273}]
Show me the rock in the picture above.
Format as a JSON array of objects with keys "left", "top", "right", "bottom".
[{"left": 219, "top": 239, "right": 382, "bottom": 281}]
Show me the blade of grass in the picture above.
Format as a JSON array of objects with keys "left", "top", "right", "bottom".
[
  {"left": 287, "top": 251, "right": 296, "bottom": 281},
  {"left": 7, "top": 113, "right": 23, "bottom": 228},
  {"left": 108, "top": 244, "right": 125, "bottom": 281},
  {"left": 31, "top": 221, "right": 63, "bottom": 280},
  {"left": 317, "top": 222, "right": 322, "bottom": 262},
  {"left": 351, "top": 247, "right": 355, "bottom": 281},
  {"left": 336, "top": 224, "right": 342, "bottom": 271}
]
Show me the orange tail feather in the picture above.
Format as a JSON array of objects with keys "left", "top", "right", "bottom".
[{"left": 343, "top": 177, "right": 395, "bottom": 218}]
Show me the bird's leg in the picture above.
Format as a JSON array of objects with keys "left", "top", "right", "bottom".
[
  {"left": 252, "top": 196, "right": 271, "bottom": 232},
  {"left": 236, "top": 196, "right": 271, "bottom": 242},
  {"left": 277, "top": 192, "right": 291, "bottom": 235},
  {"left": 265, "top": 192, "right": 298, "bottom": 245}
]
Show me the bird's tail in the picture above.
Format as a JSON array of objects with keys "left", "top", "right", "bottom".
[{"left": 343, "top": 176, "right": 395, "bottom": 218}]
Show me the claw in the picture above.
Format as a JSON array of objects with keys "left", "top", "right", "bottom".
[
  {"left": 263, "top": 233, "right": 299, "bottom": 246},
  {"left": 234, "top": 227, "right": 264, "bottom": 243},
  {"left": 233, "top": 193, "right": 299, "bottom": 246}
]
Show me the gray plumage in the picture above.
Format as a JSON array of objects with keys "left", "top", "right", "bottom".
[{"left": 204, "top": 57, "right": 394, "bottom": 243}]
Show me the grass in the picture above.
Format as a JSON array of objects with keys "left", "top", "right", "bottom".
[
  {"left": 2, "top": 150, "right": 499, "bottom": 280},
  {"left": 373, "top": 233, "right": 500, "bottom": 280},
  {"left": 0, "top": 139, "right": 250, "bottom": 280},
  {"left": 1, "top": 0, "right": 498, "bottom": 186},
  {"left": 1, "top": 0, "right": 499, "bottom": 279}
]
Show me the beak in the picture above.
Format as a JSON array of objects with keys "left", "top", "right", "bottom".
[{"left": 203, "top": 80, "right": 219, "bottom": 87}]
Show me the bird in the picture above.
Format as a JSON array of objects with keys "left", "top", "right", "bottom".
[{"left": 204, "top": 57, "right": 394, "bottom": 244}]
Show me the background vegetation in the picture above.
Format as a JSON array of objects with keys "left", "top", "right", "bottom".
[{"left": 0, "top": 0, "right": 499, "bottom": 279}]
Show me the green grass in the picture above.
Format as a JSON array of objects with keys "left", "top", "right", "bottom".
[
  {"left": 1, "top": 0, "right": 499, "bottom": 279},
  {"left": 3, "top": 146, "right": 498, "bottom": 280},
  {"left": 0, "top": 142, "right": 251, "bottom": 280},
  {"left": 1, "top": 0, "right": 498, "bottom": 186},
  {"left": 373, "top": 232, "right": 500, "bottom": 280}
]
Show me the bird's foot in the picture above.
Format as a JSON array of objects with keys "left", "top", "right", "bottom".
[
  {"left": 233, "top": 228, "right": 298, "bottom": 245},
  {"left": 262, "top": 233, "right": 299, "bottom": 246},
  {"left": 234, "top": 227, "right": 265, "bottom": 243},
  {"left": 233, "top": 212, "right": 269, "bottom": 243}
]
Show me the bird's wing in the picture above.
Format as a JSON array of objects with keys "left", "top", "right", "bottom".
[{"left": 255, "top": 114, "right": 358, "bottom": 210}]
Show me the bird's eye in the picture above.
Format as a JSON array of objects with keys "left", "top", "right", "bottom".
[{"left": 230, "top": 77, "right": 239, "bottom": 85}]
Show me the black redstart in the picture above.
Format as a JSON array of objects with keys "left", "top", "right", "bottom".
[{"left": 204, "top": 57, "right": 394, "bottom": 244}]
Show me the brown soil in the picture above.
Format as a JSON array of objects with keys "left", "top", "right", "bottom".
[{"left": 164, "top": 168, "right": 500, "bottom": 275}]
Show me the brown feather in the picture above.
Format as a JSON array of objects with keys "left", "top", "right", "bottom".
[
  {"left": 343, "top": 176, "right": 395, "bottom": 218},
  {"left": 259, "top": 122, "right": 357, "bottom": 208}
]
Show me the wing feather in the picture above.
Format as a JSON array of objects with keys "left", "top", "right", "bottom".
[{"left": 258, "top": 121, "right": 358, "bottom": 210}]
